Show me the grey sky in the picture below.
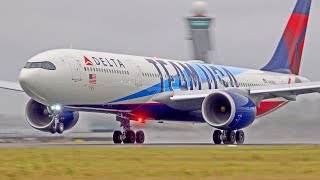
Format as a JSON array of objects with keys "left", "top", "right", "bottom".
[
  {"left": 1, "top": 0, "right": 319, "bottom": 81},
  {"left": 0, "top": 0, "right": 320, "bottom": 142}
]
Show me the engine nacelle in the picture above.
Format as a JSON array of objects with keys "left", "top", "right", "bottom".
[
  {"left": 202, "top": 91, "right": 256, "bottom": 130},
  {"left": 25, "top": 99, "right": 79, "bottom": 132}
]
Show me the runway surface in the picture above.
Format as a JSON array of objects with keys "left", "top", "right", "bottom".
[{"left": 0, "top": 142, "right": 319, "bottom": 148}]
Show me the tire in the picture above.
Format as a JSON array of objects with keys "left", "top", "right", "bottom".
[
  {"left": 113, "top": 131, "right": 123, "bottom": 144},
  {"left": 124, "top": 130, "right": 136, "bottom": 144},
  {"left": 223, "top": 130, "right": 235, "bottom": 144},
  {"left": 213, "top": 130, "right": 222, "bottom": 144},
  {"left": 56, "top": 123, "right": 64, "bottom": 134},
  {"left": 227, "top": 130, "right": 236, "bottom": 144},
  {"left": 136, "top": 130, "right": 145, "bottom": 144},
  {"left": 49, "top": 128, "right": 56, "bottom": 134},
  {"left": 236, "top": 130, "right": 245, "bottom": 144}
]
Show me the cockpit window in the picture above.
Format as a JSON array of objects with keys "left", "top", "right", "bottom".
[
  {"left": 30, "top": 62, "right": 43, "bottom": 68},
  {"left": 42, "top": 61, "right": 56, "bottom": 70},
  {"left": 24, "top": 62, "right": 32, "bottom": 68},
  {"left": 24, "top": 61, "right": 56, "bottom": 70}
]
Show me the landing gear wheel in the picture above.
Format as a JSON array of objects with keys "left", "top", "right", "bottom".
[
  {"left": 113, "top": 131, "right": 123, "bottom": 144},
  {"left": 124, "top": 130, "right": 136, "bottom": 144},
  {"left": 224, "top": 130, "right": 236, "bottom": 144},
  {"left": 236, "top": 130, "right": 245, "bottom": 144},
  {"left": 136, "top": 130, "right": 145, "bottom": 144},
  {"left": 49, "top": 128, "right": 56, "bottom": 134},
  {"left": 213, "top": 130, "right": 222, "bottom": 144},
  {"left": 56, "top": 123, "right": 65, "bottom": 134}
]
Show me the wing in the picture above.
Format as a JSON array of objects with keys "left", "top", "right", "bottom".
[
  {"left": 250, "top": 81, "right": 320, "bottom": 98},
  {"left": 152, "top": 81, "right": 320, "bottom": 111},
  {"left": 0, "top": 81, "right": 24, "bottom": 92}
]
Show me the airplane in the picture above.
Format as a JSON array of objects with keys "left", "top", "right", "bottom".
[{"left": 0, "top": 0, "right": 317, "bottom": 144}]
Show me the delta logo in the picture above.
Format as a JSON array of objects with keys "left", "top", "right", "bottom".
[
  {"left": 83, "top": 56, "right": 126, "bottom": 68},
  {"left": 84, "top": 56, "right": 93, "bottom": 66}
]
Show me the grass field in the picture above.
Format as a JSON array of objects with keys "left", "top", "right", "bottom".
[{"left": 0, "top": 145, "right": 319, "bottom": 180}]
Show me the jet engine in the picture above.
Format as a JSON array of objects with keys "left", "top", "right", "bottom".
[
  {"left": 25, "top": 99, "right": 79, "bottom": 132},
  {"left": 202, "top": 91, "right": 256, "bottom": 130}
]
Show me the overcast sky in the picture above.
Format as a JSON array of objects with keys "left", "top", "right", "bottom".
[
  {"left": 1, "top": 0, "right": 320, "bottom": 81},
  {"left": 0, "top": 0, "right": 320, "bottom": 138}
]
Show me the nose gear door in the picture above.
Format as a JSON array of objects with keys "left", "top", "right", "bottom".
[{"left": 67, "top": 58, "right": 82, "bottom": 81}]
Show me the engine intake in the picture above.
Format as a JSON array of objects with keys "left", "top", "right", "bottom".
[
  {"left": 202, "top": 91, "right": 256, "bottom": 130},
  {"left": 25, "top": 99, "right": 79, "bottom": 132}
]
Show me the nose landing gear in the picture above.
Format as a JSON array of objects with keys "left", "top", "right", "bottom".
[
  {"left": 113, "top": 115, "right": 145, "bottom": 144},
  {"left": 49, "top": 114, "right": 65, "bottom": 134},
  {"left": 213, "top": 130, "right": 245, "bottom": 145}
]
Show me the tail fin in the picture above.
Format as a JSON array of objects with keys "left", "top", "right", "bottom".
[{"left": 261, "top": 0, "right": 312, "bottom": 75}]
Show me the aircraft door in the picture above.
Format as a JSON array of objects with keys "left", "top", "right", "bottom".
[
  {"left": 128, "top": 61, "right": 142, "bottom": 87},
  {"left": 135, "top": 65, "right": 142, "bottom": 87},
  {"left": 67, "top": 58, "right": 82, "bottom": 81}
]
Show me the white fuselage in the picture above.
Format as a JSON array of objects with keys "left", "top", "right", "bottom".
[{"left": 18, "top": 49, "right": 309, "bottom": 120}]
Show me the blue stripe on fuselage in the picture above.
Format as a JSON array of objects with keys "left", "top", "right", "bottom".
[{"left": 110, "top": 62, "right": 248, "bottom": 103}]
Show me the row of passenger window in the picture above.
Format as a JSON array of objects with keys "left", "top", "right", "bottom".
[
  {"left": 142, "top": 72, "right": 169, "bottom": 79},
  {"left": 142, "top": 72, "right": 269, "bottom": 87},
  {"left": 84, "top": 67, "right": 129, "bottom": 75},
  {"left": 142, "top": 72, "right": 267, "bottom": 87},
  {"left": 238, "top": 83, "right": 265, "bottom": 87}
]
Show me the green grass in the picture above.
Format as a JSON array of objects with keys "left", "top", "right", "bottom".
[{"left": 0, "top": 146, "right": 320, "bottom": 180}]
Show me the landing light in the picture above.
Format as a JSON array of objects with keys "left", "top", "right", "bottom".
[
  {"left": 50, "top": 104, "right": 63, "bottom": 114},
  {"left": 55, "top": 105, "right": 62, "bottom": 111}
]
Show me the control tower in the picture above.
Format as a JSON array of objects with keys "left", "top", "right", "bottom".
[{"left": 186, "top": 1, "right": 215, "bottom": 64}]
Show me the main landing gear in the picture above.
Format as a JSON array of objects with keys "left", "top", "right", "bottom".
[
  {"left": 113, "top": 115, "right": 145, "bottom": 144},
  {"left": 49, "top": 114, "right": 65, "bottom": 134},
  {"left": 213, "top": 130, "right": 245, "bottom": 144}
]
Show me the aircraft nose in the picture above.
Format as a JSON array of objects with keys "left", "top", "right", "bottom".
[
  {"left": 19, "top": 69, "right": 47, "bottom": 104},
  {"left": 19, "top": 69, "right": 36, "bottom": 90}
]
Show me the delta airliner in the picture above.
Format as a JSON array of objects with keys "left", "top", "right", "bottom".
[{"left": 0, "top": 0, "right": 318, "bottom": 144}]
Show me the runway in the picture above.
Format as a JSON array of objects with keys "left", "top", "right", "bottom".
[{"left": 0, "top": 142, "right": 319, "bottom": 148}]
